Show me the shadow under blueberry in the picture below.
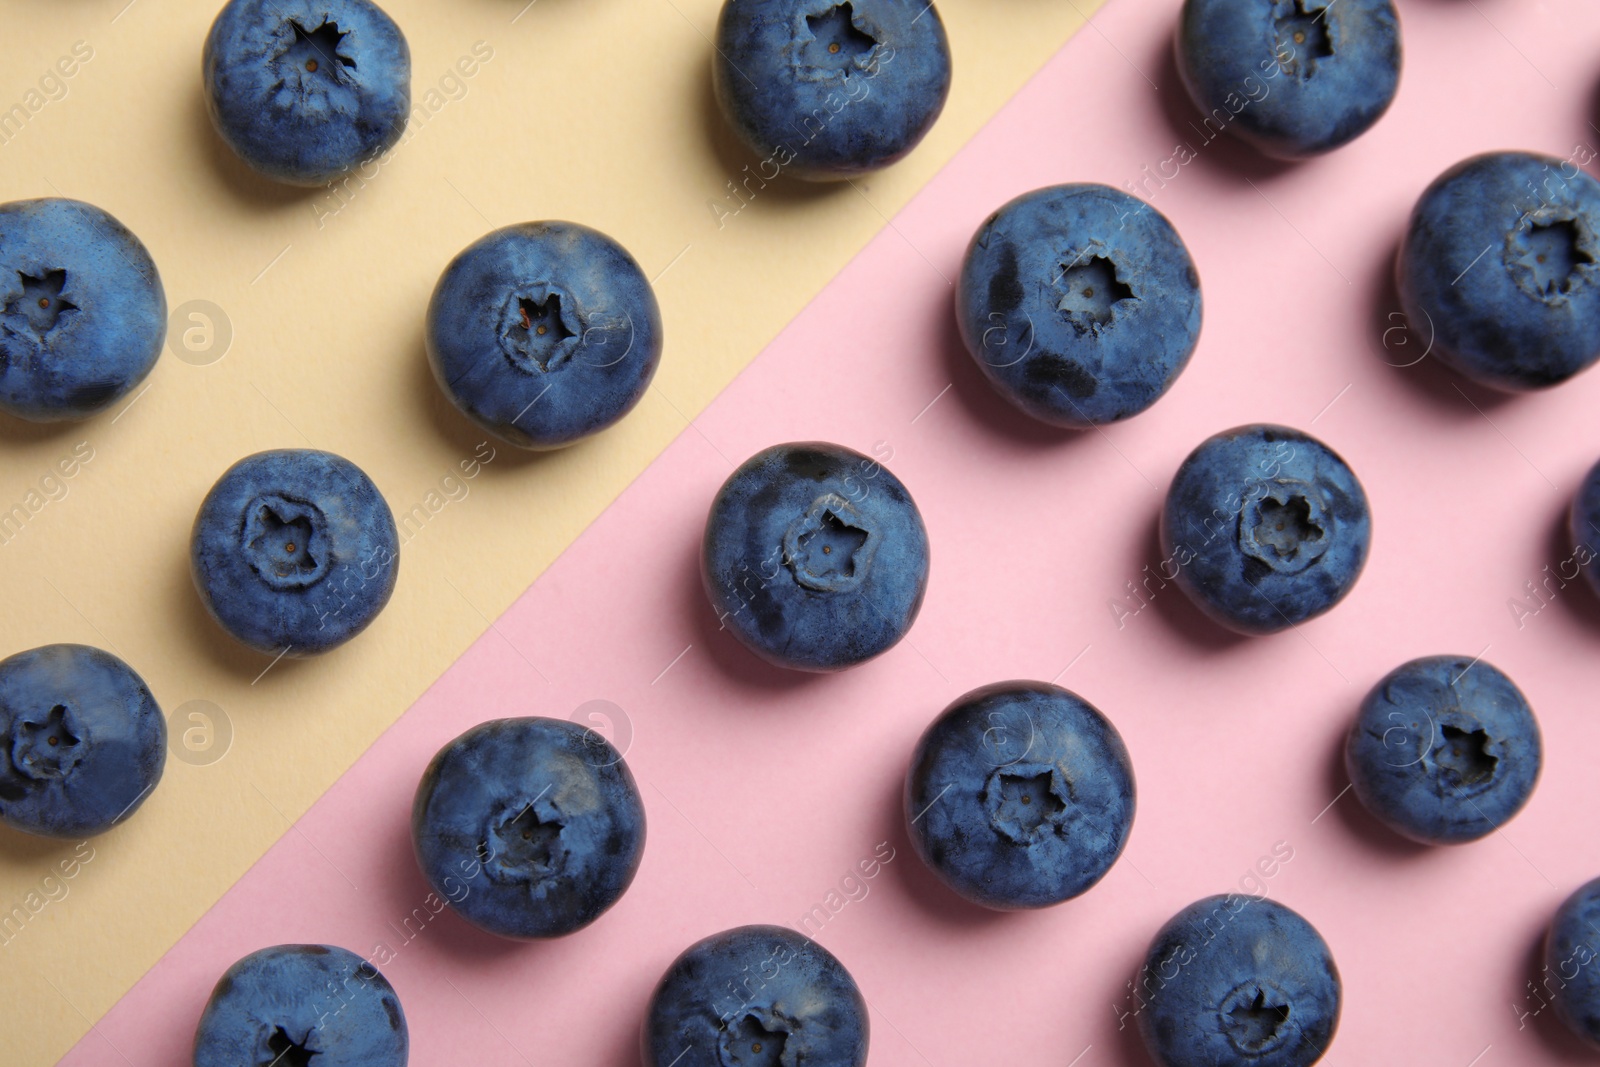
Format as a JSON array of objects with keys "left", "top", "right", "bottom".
[
  {"left": 682, "top": 521, "right": 824, "bottom": 694},
  {"left": 875, "top": 760, "right": 1011, "bottom": 931},
  {"left": 169, "top": 542, "right": 311, "bottom": 683},
  {"left": 373, "top": 808, "right": 532, "bottom": 965},
  {"left": 936, "top": 287, "right": 1092, "bottom": 449},
  {"left": 1543, "top": 492, "right": 1600, "bottom": 632},
  {"left": 0, "top": 818, "right": 86, "bottom": 867},
  {"left": 190, "top": 87, "right": 320, "bottom": 211},
  {"left": 1319, "top": 718, "right": 1432, "bottom": 860},
  {"left": 1589, "top": 65, "right": 1600, "bottom": 159},
  {"left": 409, "top": 335, "right": 563, "bottom": 474},
  {"left": 1138, "top": 509, "right": 1253, "bottom": 654},
  {"left": 1365, "top": 235, "right": 1518, "bottom": 417},
  {"left": 1518, "top": 917, "right": 1600, "bottom": 1063},
  {"left": 1148, "top": 34, "right": 1298, "bottom": 185},
  {"left": 0, "top": 409, "right": 85, "bottom": 445},
  {"left": 695, "top": 51, "right": 851, "bottom": 212}
]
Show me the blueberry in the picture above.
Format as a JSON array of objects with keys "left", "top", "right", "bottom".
[
  {"left": 1571, "top": 456, "right": 1600, "bottom": 598},
  {"left": 1345, "top": 655, "right": 1539, "bottom": 844},
  {"left": 643, "top": 924, "right": 868, "bottom": 1067},
  {"left": 1177, "top": 0, "right": 1400, "bottom": 160},
  {"left": 1398, "top": 151, "right": 1600, "bottom": 391},
  {"left": 1138, "top": 895, "right": 1341, "bottom": 1067},
  {"left": 203, "top": 0, "right": 411, "bottom": 186},
  {"left": 426, "top": 222, "right": 664, "bottom": 450},
  {"left": 0, "top": 644, "right": 164, "bottom": 838},
  {"left": 904, "top": 681, "right": 1135, "bottom": 909},
  {"left": 0, "top": 198, "right": 165, "bottom": 422},
  {"left": 411, "top": 717, "right": 645, "bottom": 939},
  {"left": 702, "top": 442, "right": 929, "bottom": 672},
  {"left": 1544, "top": 878, "right": 1600, "bottom": 1050},
  {"left": 713, "top": 0, "right": 952, "bottom": 181},
  {"left": 1161, "top": 424, "right": 1371, "bottom": 635},
  {"left": 191, "top": 449, "right": 399, "bottom": 656},
  {"left": 955, "top": 184, "right": 1202, "bottom": 427},
  {"left": 193, "top": 944, "right": 407, "bottom": 1067}
]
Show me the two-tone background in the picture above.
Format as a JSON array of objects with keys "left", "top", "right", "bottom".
[{"left": 7, "top": 0, "right": 1600, "bottom": 1064}]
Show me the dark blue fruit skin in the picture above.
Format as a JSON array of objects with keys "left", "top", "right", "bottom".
[
  {"left": 203, "top": 0, "right": 411, "bottom": 186},
  {"left": 955, "top": 184, "right": 1202, "bottom": 427},
  {"left": 193, "top": 944, "right": 408, "bottom": 1067},
  {"left": 1398, "top": 151, "right": 1600, "bottom": 391},
  {"left": 713, "top": 0, "right": 952, "bottom": 181},
  {"left": 0, "top": 644, "right": 164, "bottom": 839},
  {"left": 905, "top": 681, "right": 1135, "bottom": 910},
  {"left": 0, "top": 198, "right": 165, "bottom": 422},
  {"left": 191, "top": 449, "right": 400, "bottom": 657},
  {"left": 1545, "top": 878, "right": 1600, "bottom": 1051},
  {"left": 426, "top": 222, "right": 664, "bottom": 450},
  {"left": 1345, "top": 656, "right": 1539, "bottom": 845},
  {"left": 1177, "top": 0, "right": 1400, "bottom": 160},
  {"left": 411, "top": 717, "right": 646, "bottom": 940},
  {"left": 1138, "top": 895, "right": 1341, "bottom": 1067},
  {"left": 1571, "top": 456, "right": 1600, "bottom": 598},
  {"left": 1161, "top": 424, "right": 1371, "bottom": 635},
  {"left": 702, "top": 442, "right": 930, "bottom": 672},
  {"left": 643, "top": 924, "right": 869, "bottom": 1067}
]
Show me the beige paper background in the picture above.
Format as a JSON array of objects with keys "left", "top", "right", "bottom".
[{"left": 0, "top": 0, "right": 1100, "bottom": 1061}]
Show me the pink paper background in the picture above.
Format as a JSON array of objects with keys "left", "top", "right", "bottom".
[{"left": 65, "top": 1, "right": 1600, "bottom": 1063}]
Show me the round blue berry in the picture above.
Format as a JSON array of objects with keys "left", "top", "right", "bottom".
[
  {"left": 1571, "top": 455, "right": 1600, "bottom": 599},
  {"left": 203, "top": 0, "right": 411, "bottom": 186},
  {"left": 1161, "top": 424, "right": 1371, "bottom": 635},
  {"left": 191, "top": 449, "right": 399, "bottom": 656},
  {"left": 426, "top": 222, "right": 663, "bottom": 450},
  {"left": 713, "top": 0, "right": 952, "bottom": 181},
  {"left": 1345, "top": 655, "right": 1540, "bottom": 844},
  {"left": 644, "top": 924, "right": 868, "bottom": 1067},
  {"left": 1138, "top": 895, "right": 1341, "bottom": 1067},
  {"left": 411, "top": 717, "right": 646, "bottom": 940},
  {"left": 1177, "top": 0, "right": 1401, "bottom": 159},
  {"left": 1545, "top": 878, "right": 1600, "bottom": 1051},
  {"left": 1399, "top": 151, "right": 1600, "bottom": 391},
  {"left": 956, "top": 184, "right": 1202, "bottom": 427},
  {"left": 193, "top": 944, "right": 407, "bottom": 1067},
  {"left": 0, "top": 644, "right": 164, "bottom": 839},
  {"left": 905, "top": 681, "right": 1136, "bottom": 910},
  {"left": 0, "top": 198, "right": 165, "bottom": 422},
  {"left": 702, "top": 442, "right": 929, "bottom": 672}
]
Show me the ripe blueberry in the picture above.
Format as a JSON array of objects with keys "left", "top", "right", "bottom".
[
  {"left": 956, "top": 184, "right": 1202, "bottom": 427},
  {"left": 191, "top": 449, "right": 400, "bottom": 656},
  {"left": 411, "top": 717, "right": 646, "bottom": 939},
  {"left": 905, "top": 680, "right": 1136, "bottom": 909},
  {"left": 702, "top": 441, "right": 929, "bottom": 671},
  {"left": 0, "top": 644, "right": 164, "bottom": 838}
]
